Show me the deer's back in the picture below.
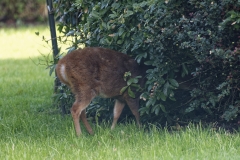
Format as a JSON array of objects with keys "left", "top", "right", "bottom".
[{"left": 56, "top": 47, "right": 141, "bottom": 98}]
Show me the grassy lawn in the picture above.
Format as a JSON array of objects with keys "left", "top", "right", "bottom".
[{"left": 0, "top": 26, "right": 240, "bottom": 160}]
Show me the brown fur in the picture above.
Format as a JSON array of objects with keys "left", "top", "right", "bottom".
[{"left": 56, "top": 47, "right": 144, "bottom": 136}]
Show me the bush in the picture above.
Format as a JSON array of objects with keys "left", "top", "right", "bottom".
[
  {"left": 0, "top": 0, "right": 47, "bottom": 24},
  {"left": 52, "top": 0, "right": 240, "bottom": 126}
]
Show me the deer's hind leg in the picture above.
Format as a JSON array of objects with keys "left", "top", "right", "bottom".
[
  {"left": 111, "top": 99, "right": 125, "bottom": 130},
  {"left": 80, "top": 109, "right": 93, "bottom": 135},
  {"left": 125, "top": 98, "right": 140, "bottom": 127},
  {"left": 71, "top": 89, "right": 96, "bottom": 136}
]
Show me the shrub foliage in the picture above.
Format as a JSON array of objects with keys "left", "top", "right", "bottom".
[{"left": 52, "top": 0, "right": 240, "bottom": 125}]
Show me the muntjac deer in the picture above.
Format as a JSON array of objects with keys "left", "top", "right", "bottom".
[{"left": 56, "top": 47, "right": 145, "bottom": 136}]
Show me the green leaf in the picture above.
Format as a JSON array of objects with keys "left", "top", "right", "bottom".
[
  {"left": 66, "top": 30, "right": 75, "bottom": 36},
  {"left": 155, "top": 106, "right": 160, "bottom": 115},
  {"left": 168, "top": 78, "right": 179, "bottom": 88},
  {"left": 139, "top": 107, "right": 150, "bottom": 115},
  {"left": 124, "top": 10, "right": 134, "bottom": 17},
  {"left": 140, "top": 92, "right": 149, "bottom": 100},
  {"left": 136, "top": 52, "right": 147, "bottom": 63},
  {"left": 109, "top": 13, "right": 117, "bottom": 18},
  {"left": 169, "top": 96, "right": 176, "bottom": 101},
  {"left": 163, "top": 82, "right": 169, "bottom": 96},
  {"left": 135, "top": 54, "right": 143, "bottom": 63},
  {"left": 120, "top": 86, "right": 128, "bottom": 95},
  {"left": 131, "top": 83, "right": 140, "bottom": 88},
  {"left": 159, "top": 104, "right": 167, "bottom": 113},
  {"left": 144, "top": 60, "right": 154, "bottom": 65},
  {"left": 151, "top": 104, "right": 161, "bottom": 115},
  {"left": 146, "top": 98, "right": 156, "bottom": 108},
  {"left": 151, "top": 105, "right": 157, "bottom": 113},
  {"left": 117, "top": 40, "right": 123, "bottom": 44},
  {"left": 158, "top": 92, "right": 166, "bottom": 101},
  {"left": 90, "top": 11, "right": 100, "bottom": 19},
  {"left": 102, "top": 22, "right": 107, "bottom": 29},
  {"left": 128, "top": 87, "right": 135, "bottom": 98},
  {"left": 132, "top": 77, "right": 139, "bottom": 83},
  {"left": 111, "top": 2, "right": 121, "bottom": 9},
  {"left": 49, "top": 65, "right": 55, "bottom": 76},
  {"left": 118, "top": 27, "right": 125, "bottom": 36},
  {"left": 127, "top": 78, "right": 134, "bottom": 85},
  {"left": 146, "top": 99, "right": 153, "bottom": 107},
  {"left": 182, "top": 63, "right": 188, "bottom": 77},
  {"left": 67, "top": 46, "right": 76, "bottom": 53}
]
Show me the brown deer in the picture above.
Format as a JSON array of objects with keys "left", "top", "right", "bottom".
[{"left": 56, "top": 47, "right": 145, "bottom": 136}]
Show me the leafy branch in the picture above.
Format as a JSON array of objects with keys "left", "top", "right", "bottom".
[{"left": 120, "top": 71, "right": 142, "bottom": 98}]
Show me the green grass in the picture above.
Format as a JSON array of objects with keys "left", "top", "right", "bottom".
[{"left": 0, "top": 26, "right": 240, "bottom": 160}]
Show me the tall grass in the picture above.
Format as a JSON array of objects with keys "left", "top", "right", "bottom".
[{"left": 0, "top": 26, "right": 239, "bottom": 160}]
